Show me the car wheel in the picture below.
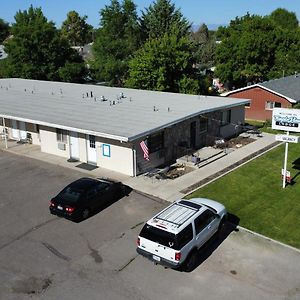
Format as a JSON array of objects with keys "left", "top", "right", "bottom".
[
  {"left": 81, "top": 208, "right": 90, "bottom": 220},
  {"left": 217, "top": 217, "right": 226, "bottom": 238},
  {"left": 184, "top": 250, "right": 198, "bottom": 272}
]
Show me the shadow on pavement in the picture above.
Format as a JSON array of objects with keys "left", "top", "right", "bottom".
[
  {"left": 77, "top": 184, "right": 133, "bottom": 223},
  {"left": 184, "top": 213, "right": 240, "bottom": 273}
]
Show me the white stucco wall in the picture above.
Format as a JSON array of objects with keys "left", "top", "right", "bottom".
[
  {"left": 40, "top": 126, "right": 69, "bottom": 158},
  {"left": 97, "top": 142, "right": 134, "bottom": 176}
]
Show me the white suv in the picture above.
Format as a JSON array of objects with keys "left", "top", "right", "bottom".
[{"left": 136, "top": 198, "right": 227, "bottom": 271}]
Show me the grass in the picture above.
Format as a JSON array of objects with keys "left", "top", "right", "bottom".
[{"left": 186, "top": 142, "right": 300, "bottom": 249}]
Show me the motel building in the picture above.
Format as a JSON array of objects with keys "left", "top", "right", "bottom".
[{"left": 0, "top": 79, "right": 249, "bottom": 176}]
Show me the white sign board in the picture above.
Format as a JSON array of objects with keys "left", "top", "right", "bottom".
[
  {"left": 281, "top": 169, "right": 290, "bottom": 177},
  {"left": 275, "top": 134, "right": 299, "bottom": 143},
  {"left": 272, "top": 108, "right": 300, "bottom": 133}
]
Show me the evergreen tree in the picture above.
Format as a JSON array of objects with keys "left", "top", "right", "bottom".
[
  {"left": 61, "top": 11, "right": 93, "bottom": 46},
  {"left": 140, "top": 0, "right": 190, "bottom": 40},
  {"left": 91, "top": 0, "right": 140, "bottom": 86},
  {"left": 191, "top": 23, "right": 216, "bottom": 69},
  {"left": 126, "top": 27, "right": 199, "bottom": 94}
]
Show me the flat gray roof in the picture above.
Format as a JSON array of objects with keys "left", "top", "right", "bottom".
[{"left": 0, "top": 78, "right": 249, "bottom": 142}]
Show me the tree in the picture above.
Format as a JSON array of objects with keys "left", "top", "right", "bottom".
[
  {"left": 268, "top": 29, "right": 300, "bottom": 79},
  {"left": 191, "top": 23, "right": 216, "bottom": 69},
  {"left": 61, "top": 11, "right": 93, "bottom": 46},
  {"left": 270, "top": 8, "right": 299, "bottom": 30},
  {"left": 91, "top": 0, "right": 140, "bottom": 85},
  {"left": 0, "top": 18, "right": 10, "bottom": 43},
  {"left": 126, "top": 28, "right": 199, "bottom": 94},
  {"left": 140, "top": 0, "right": 190, "bottom": 40},
  {"left": 215, "top": 14, "right": 278, "bottom": 88},
  {"left": 3, "top": 6, "right": 87, "bottom": 82}
]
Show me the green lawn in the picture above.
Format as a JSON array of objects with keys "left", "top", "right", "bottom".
[{"left": 186, "top": 142, "right": 300, "bottom": 249}]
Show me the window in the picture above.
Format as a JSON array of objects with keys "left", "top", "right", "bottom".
[
  {"left": 56, "top": 129, "right": 67, "bottom": 143},
  {"left": 176, "top": 224, "right": 193, "bottom": 249},
  {"left": 148, "top": 131, "right": 164, "bottom": 153},
  {"left": 199, "top": 117, "right": 208, "bottom": 133},
  {"left": 140, "top": 224, "right": 177, "bottom": 249},
  {"left": 221, "top": 110, "right": 231, "bottom": 126},
  {"left": 266, "top": 101, "right": 281, "bottom": 110},
  {"left": 89, "top": 135, "right": 95, "bottom": 148},
  {"left": 194, "top": 210, "right": 217, "bottom": 234}
]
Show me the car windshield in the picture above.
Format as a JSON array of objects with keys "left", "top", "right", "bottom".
[
  {"left": 140, "top": 224, "right": 179, "bottom": 249},
  {"left": 59, "top": 186, "right": 83, "bottom": 203}
]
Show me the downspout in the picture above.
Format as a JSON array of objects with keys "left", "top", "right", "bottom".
[
  {"left": 133, "top": 147, "right": 137, "bottom": 177},
  {"left": 2, "top": 117, "right": 8, "bottom": 149}
]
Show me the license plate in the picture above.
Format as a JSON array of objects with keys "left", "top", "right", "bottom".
[
  {"left": 153, "top": 255, "right": 161, "bottom": 262},
  {"left": 57, "top": 205, "right": 63, "bottom": 210}
]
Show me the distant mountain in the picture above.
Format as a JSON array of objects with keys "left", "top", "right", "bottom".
[{"left": 191, "top": 23, "right": 228, "bottom": 32}]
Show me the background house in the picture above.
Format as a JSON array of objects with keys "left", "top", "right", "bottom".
[
  {"left": 224, "top": 74, "right": 300, "bottom": 122},
  {"left": 0, "top": 79, "right": 249, "bottom": 176}
]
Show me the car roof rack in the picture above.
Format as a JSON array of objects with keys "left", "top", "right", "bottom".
[{"left": 154, "top": 202, "right": 200, "bottom": 228}]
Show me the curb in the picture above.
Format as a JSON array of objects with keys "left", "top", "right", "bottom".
[{"left": 237, "top": 225, "right": 300, "bottom": 254}]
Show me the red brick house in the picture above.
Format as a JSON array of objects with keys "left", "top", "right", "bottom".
[{"left": 223, "top": 75, "right": 300, "bottom": 121}]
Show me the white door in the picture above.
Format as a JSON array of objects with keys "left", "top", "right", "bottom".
[
  {"left": 19, "top": 121, "right": 27, "bottom": 140},
  {"left": 87, "top": 135, "right": 97, "bottom": 165},
  {"left": 69, "top": 131, "right": 79, "bottom": 159},
  {"left": 11, "top": 120, "right": 19, "bottom": 140}
]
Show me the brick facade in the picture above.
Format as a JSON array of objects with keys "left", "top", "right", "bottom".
[{"left": 227, "top": 86, "right": 292, "bottom": 121}]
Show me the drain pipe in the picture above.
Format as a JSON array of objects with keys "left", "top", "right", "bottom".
[
  {"left": 2, "top": 117, "right": 7, "bottom": 149},
  {"left": 133, "top": 148, "right": 137, "bottom": 177}
]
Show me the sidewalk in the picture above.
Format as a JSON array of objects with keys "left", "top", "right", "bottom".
[{"left": 0, "top": 133, "right": 280, "bottom": 202}]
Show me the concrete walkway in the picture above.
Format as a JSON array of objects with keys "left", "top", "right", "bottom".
[{"left": 0, "top": 132, "right": 280, "bottom": 202}]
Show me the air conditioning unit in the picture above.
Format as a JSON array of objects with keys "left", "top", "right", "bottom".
[{"left": 58, "top": 142, "right": 66, "bottom": 150}]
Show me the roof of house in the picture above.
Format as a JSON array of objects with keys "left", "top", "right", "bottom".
[
  {"left": 0, "top": 78, "right": 249, "bottom": 142},
  {"left": 223, "top": 74, "right": 300, "bottom": 103}
]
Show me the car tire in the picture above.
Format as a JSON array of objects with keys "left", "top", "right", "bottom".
[
  {"left": 217, "top": 217, "right": 226, "bottom": 238},
  {"left": 184, "top": 250, "right": 198, "bottom": 272}
]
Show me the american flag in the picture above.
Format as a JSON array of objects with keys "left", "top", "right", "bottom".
[{"left": 140, "top": 140, "right": 149, "bottom": 161}]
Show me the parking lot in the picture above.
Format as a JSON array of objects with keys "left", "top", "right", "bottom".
[{"left": 0, "top": 151, "right": 300, "bottom": 300}]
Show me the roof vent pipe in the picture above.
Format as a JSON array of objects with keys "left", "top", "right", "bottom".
[
  {"left": 91, "top": 91, "right": 93, "bottom": 97},
  {"left": 86, "top": 92, "right": 89, "bottom": 97},
  {"left": 295, "top": 71, "right": 298, "bottom": 78}
]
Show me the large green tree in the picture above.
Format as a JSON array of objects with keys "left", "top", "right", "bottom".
[
  {"left": 140, "top": 0, "right": 190, "bottom": 40},
  {"left": 215, "top": 10, "right": 300, "bottom": 89},
  {"left": 3, "top": 6, "right": 87, "bottom": 82},
  {"left": 61, "top": 11, "right": 93, "bottom": 46},
  {"left": 0, "top": 18, "right": 10, "bottom": 43},
  {"left": 91, "top": 0, "right": 140, "bottom": 86},
  {"left": 269, "top": 8, "right": 299, "bottom": 30},
  {"left": 126, "top": 0, "right": 204, "bottom": 94},
  {"left": 126, "top": 27, "right": 199, "bottom": 94}
]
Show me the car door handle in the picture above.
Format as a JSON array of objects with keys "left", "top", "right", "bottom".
[{"left": 207, "top": 225, "right": 211, "bottom": 229}]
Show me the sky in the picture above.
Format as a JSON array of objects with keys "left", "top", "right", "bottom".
[{"left": 2, "top": 0, "right": 300, "bottom": 29}]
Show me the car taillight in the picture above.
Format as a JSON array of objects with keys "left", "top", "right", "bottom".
[
  {"left": 50, "top": 200, "right": 55, "bottom": 207},
  {"left": 175, "top": 252, "right": 181, "bottom": 261},
  {"left": 65, "top": 206, "right": 75, "bottom": 213},
  {"left": 137, "top": 237, "right": 140, "bottom": 246}
]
